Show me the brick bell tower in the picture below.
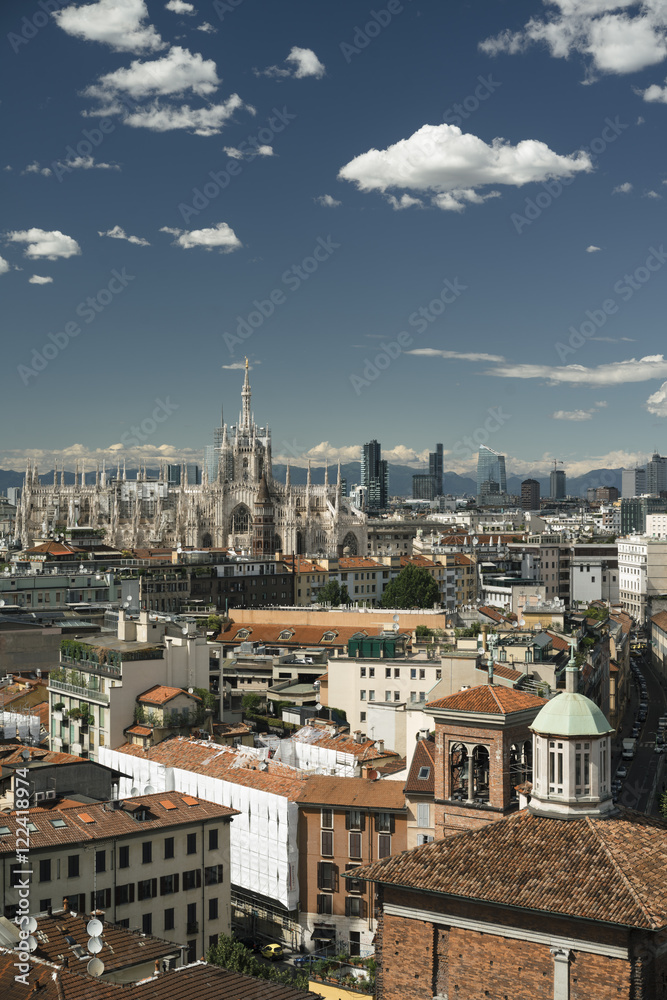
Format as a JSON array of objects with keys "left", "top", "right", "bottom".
[
  {"left": 426, "top": 679, "right": 547, "bottom": 838},
  {"left": 251, "top": 472, "right": 275, "bottom": 558}
]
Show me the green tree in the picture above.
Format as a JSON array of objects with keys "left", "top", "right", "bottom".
[
  {"left": 242, "top": 692, "right": 261, "bottom": 714},
  {"left": 316, "top": 580, "right": 350, "bottom": 606},
  {"left": 207, "top": 614, "right": 223, "bottom": 634},
  {"left": 207, "top": 935, "right": 309, "bottom": 990},
  {"left": 660, "top": 791, "right": 667, "bottom": 822},
  {"left": 380, "top": 564, "right": 440, "bottom": 609}
]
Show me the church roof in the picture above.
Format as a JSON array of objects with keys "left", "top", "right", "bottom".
[
  {"left": 345, "top": 807, "right": 667, "bottom": 930},
  {"left": 531, "top": 690, "right": 613, "bottom": 737},
  {"left": 426, "top": 684, "right": 546, "bottom": 715}
]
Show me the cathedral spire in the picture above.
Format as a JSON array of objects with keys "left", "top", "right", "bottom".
[
  {"left": 324, "top": 459, "right": 329, "bottom": 487},
  {"left": 241, "top": 357, "right": 251, "bottom": 430},
  {"left": 285, "top": 458, "right": 291, "bottom": 487}
]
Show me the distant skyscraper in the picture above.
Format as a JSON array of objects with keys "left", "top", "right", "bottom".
[
  {"left": 429, "top": 443, "right": 444, "bottom": 496},
  {"left": 361, "top": 440, "right": 388, "bottom": 509},
  {"left": 476, "top": 446, "right": 506, "bottom": 496},
  {"left": 167, "top": 464, "right": 201, "bottom": 485},
  {"left": 413, "top": 473, "right": 436, "bottom": 500},
  {"left": 645, "top": 453, "right": 667, "bottom": 495},
  {"left": 205, "top": 408, "right": 225, "bottom": 483},
  {"left": 622, "top": 467, "right": 646, "bottom": 498},
  {"left": 550, "top": 469, "right": 566, "bottom": 499},
  {"left": 521, "top": 479, "right": 540, "bottom": 511}
]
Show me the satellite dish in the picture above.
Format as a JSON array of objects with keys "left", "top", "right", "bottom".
[
  {"left": 182, "top": 627, "right": 189, "bottom": 635},
  {"left": 26, "top": 936, "right": 38, "bottom": 952},
  {"left": 144, "top": 784, "right": 155, "bottom": 795},
  {"left": 0, "top": 600, "right": 5, "bottom": 607},
  {"left": 130, "top": 786, "right": 139, "bottom": 796},
  {"left": 86, "top": 918, "right": 103, "bottom": 937},
  {"left": 87, "top": 958, "right": 105, "bottom": 977},
  {"left": 392, "top": 614, "right": 399, "bottom": 623},
  {"left": 26, "top": 917, "right": 38, "bottom": 934},
  {"left": 315, "top": 702, "right": 322, "bottom": 711},
  {"left": 87, "top": 937, "right": 103, "bottom": 955}
]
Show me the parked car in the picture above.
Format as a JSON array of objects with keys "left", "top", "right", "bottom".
[
  {"left": 293, "top": 955, "right": 316, "bottom": 967},
  {"left": 616, "top": 765, "right": 628, "bottom": 779},
  {"left": 261, "top": 943, "right": 284, "bottom": 961},
  {"left": 655, "top": 744, "right": 666, "bottom": 755}
]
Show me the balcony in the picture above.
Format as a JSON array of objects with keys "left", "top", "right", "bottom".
[
  {"left": 50, "top": 678, "right": 110, "bottom": 704},
  {"left": 186, "top": 922, "right": 199, "bottom": 935},
  {"left": 60, "top": 654, "right": 122, "bottom": 680}
]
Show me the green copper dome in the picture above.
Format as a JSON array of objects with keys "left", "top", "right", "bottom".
[{"left": 531, "top": 691, "right": 613, "bottom": 737}]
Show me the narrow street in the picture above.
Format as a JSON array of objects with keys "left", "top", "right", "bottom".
[{"left": 614, "top": 646, "right": 666, "bottom": 816}]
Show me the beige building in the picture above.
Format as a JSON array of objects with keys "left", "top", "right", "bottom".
[
  {"left": 618, "top": 536, "right": 667, "bottom": 620},
  {"left": 0, "top": 793, "right": 236, "bottom": 962}
]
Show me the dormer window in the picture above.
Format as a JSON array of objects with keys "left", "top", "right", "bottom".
[
  {"left": 236, "top": 629, "right": 250, "bottom": 640},
  {"left": 417, "top": 766, "right": 430, "bottom": 780},
  {"left": 279, "top": 629, "right": 294, "bottom": 641}
]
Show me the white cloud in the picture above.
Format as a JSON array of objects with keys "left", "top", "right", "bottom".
[
  {"left": 595, "top": 400, "right": 608, "bottom": 407},
  {"left": 637, "top": 114, "right": 646, "bottom": 123},
  {"left": 85, "top": 46, "right": 220, "bottom": 103},
  {"left": 98, "top": 225, "right": 150, "bottom": 245},
  {"left": 481, "top": 2, "right": 667, "bottom": 77},
  {"left": 53, "top": 0, "right": 166, "bottom": 53},
  {"left": 121, "top": 95, "right": 246, "bottom": 135},
  {"left": 407, "top": 348, "right": 507, "bottom": 363},
  {"left": 221, "top": 360, "right": 261, "bottom": 370},
  {"left": 28, "top": 274, "right": 54, "bottom": 284},
  {"left": 0, "top": 256, "right": 11, "bottom": 276},
  {"left": 259, "top": 46, "right": 325, "bottom": 79},
  {"left": 0, "top": 443, "right": 203, "bottom": 471},
  {"left": 387, "top": 193, "right": 425, "bottom": 210},
  {"left": 586, "top": 244, "right": 602, "bottom": 252},
  {"left": 223, "top": 143, "right": 273, "bottom": 160},
  {"left": 315, "top": 194, "right": 341, "bottom": 207},
  {"left": 7, "top": 228, "right": 81, "bottom": 260},
  {"left": 55, "top": 155, "right": 120, "bottom": 171},
  {"left": 613, "top": 181, "right": 633, "bottom": 192},
  {"left": 22, "top": 161, "right": 52, "bottom": 177},
  {"left": 160, "top": 221, "right": 241, "bottom": 252},
  {"left": 165, "top": 0, "right": 195, "bottom": 12},
  {"left": 196, "top": 21, "right": 216, "bottom": 33},
  {"left": 552, "top": 409, "right": 594, "bottom": 421},
  {"left": 641, "top": 76, "right": 667, "bottom": 101},
  {"left": 645, "top": 188, "right": 662, "bottom": 198},
  {"left": 485, "top": 354, "right": 667, "bottom": 385},
  {"left": 338, "top": 123, "right": 592, "bottom": 212},
  {"left": 646, "top": 381, "right": 667, "bottom": 415}
]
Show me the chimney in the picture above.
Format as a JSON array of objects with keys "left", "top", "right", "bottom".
[
  {"left": 376, "top": 739, "right": 385, "bottom": 754},
  {"left": 62, "top": 897, "right": 69, "bottom": 913},
  {"left": 488, "top": 661, "right": 494, "bottom": 685}
]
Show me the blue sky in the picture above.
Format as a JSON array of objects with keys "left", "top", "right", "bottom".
[{"left": 2, "top": 0, "right": 667, "bottom": 480}]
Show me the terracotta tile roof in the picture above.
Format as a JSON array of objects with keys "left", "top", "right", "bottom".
[
  {"left": 373, "top": 757, "right": 407, "bottom": 776},
  {"left": 345, "top": 807, "right": 667, "bottom": 931},
  {"left": 426, "top": 684, "right": 547, "bottom": 715},
  {"left": 0, "top": 745, "right": 87, "bottom": 767},
  {"left": 453, "top": 553, "right": 474, "bottom": 566},
  {"left": 401, "top": 555, "right": 439, "bottom": 568},
  {"left": 0, "top": 954, "right": 317, "bottom": 1000},
  {"left": 125, "top": 724, "right": 153, "bottom": 736},
  {"left": 545, "top": 631, "right": 571, "bottom": 651},
  {"left": 404, "top": 738, "right": 435, "bottom": 795},
  {"left": 475, "top": 662, "right": 523, "bottom": 682},
  {"left": 24, "top": 541, "right": 83, "bottom": 556},
  {"left": 337, "top": 557, "right": 383, "bottom": 569},
  {"left": 296, "top": 775, "right": 406, "bottom": 810},
  {"left": 31, "top": 911, "right": 176, "bottom": 973},
  {"left": 651, "top": 610, "right": 667, "bottom": 633},
  {"left": 290, "top": 728, "right": 399, "bottom": 761},
  {"left": 219, "top": 621, "right": 371, "bottom": 647},
  {"left": 138, "top": 685, "right": 200, "bottom": 706},
  {"left": 0, "top": 793, "right": 237, "bottom": 855},
  {"left": 112, "top": 738, "right": 310, "bottom": 801}
]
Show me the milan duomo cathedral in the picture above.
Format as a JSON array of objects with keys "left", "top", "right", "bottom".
[{"left": 16, "top": 363, "right": 367, "bottom": 557}]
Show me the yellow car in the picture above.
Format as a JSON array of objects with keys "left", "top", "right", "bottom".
[{"left": 261, "top": 943, "right": 283, "bottom": 961}]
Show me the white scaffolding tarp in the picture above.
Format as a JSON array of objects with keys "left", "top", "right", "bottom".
[{"left": 0, "top": 712, "right": 40, "bottom": 744}]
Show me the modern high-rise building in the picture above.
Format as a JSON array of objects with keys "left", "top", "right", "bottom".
[
  {"left": 549, "top": 469, "right": 566, "bottom": 499},
  {"left": 429, "top": 443, "right": 444, "bottom": 497},
  {"left": 167, "top": 464, "right": 201, "bottom": 485},
  {"left": 361, "top": 440, "right": 388, "bottom": 509},
  {"left": 205, "top": 408, "right": 225, "bottom": 483},
  {"left": 521, "top": 479, "right": 540, "bottom": 511},
  {"left": 476, "top": 446, "right": 506, "bottom": 496},
  {"left": 622, "top": 467, "right": 647, "bottom": 498},
  {"left": 645, "top": 453, "right": 667, "bottom": 495},
  {"left": 413, "top": 473, "right": 436, "bottom": 501}
]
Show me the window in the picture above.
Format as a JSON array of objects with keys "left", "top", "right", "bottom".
[
  {"left": 419, "top": 669, "right": 425, "bottom": 679},
  {"left": 376, "top": 813, "right": 394, "bottom": 834},
  {"left": 417, "top": 802, "right": 430, "bottom": 827},
  {"left": 360, "top": 712, "right": 366, "bottom": 722},
  {"left": 321, "top": 830, "right": 333, "bottom": 857},
  {"left": 208, "top": 828, "right": 219, "bottom": 851},
  {"left": 378, "top": 834, "right": 391, "bottom": 859},
  {"left": 164, "top": 908, "right": 175, "bottom": 931},
  {"left": 368, "top": 689, "right": 375, "bottom": 701},
  {"left": 39, "top": 899, "right": 51, "bottom": 913},
  {"left": 142, "top": 913, "right": 152, "bottom": 935},
  {"left": 321, "top": 808, "right": 333, "bottom": 829},
  {"left": 138, "top": 879, "right": 158, "bottom": 901},
  {"left": 205, "top": 864, "right": 224, "bottom": 886},
  {"left": 67, "top": 855, "right": 79, "bottom": 878},
  {"left": 187, "top": 833, "right": 197, "bottom": 855},
  {"left": 95, "top": 850, "right": 106, "bottom": 874},
  {"left": 345, "top": 896, "right": 367, "bottom": 918},
  {"left": 417, "top": 766, "right": 430, "bottom": 780},
  {"left": 164, "top": 837, "right": 175, "bottom": 859},
  {"left": 317, "top": 893, "right": 333, "bottom": 914},
  {"left": 115, "top": 883, "right": 135, "bottom": 906},
  {"left": 39, "top": 860, "right": 51, "bottom": 883},
  {"left": 360, "top": 690, "right": 366, "bottom": 701},
  {"left": 317, "top": 861, "right": 338, "bottom": 891},
  {"left": 385, "top": 667, "right": 391, "bottom": 678},
  {"left": 360, "top": 667, "right": 366, "bottom": 678},
  {"left": 349, "top": 832, "right": 362, "bottom": 859},
  {"left": 410, "top": 668, "right": 417, "bottom": 679},
  {"left": 394, "top": 668, "right": 400, "bottom": 679},
  {"left": 183, "top": 869, "right": 202, "bottom": 891},
  {"left": 345, "top": 864, "right": 365, "bottom": 894},
  {"left": 346, "top": 810, "right": 363, "bottom": 831},
  {"left": 369, "top": 667, "right": 375, "bottom": 678},
  {"left": 91, "top": 888, "right": 111, "bottom": 910},
  {"left": 160, "top": 874, "right": 180, "bottom": 895},
  {"left": 394, "top": 691, "right": 400, "bottom": 702},
  {"left": 142, "top": 842, "right": 152, "bottom": 864}
]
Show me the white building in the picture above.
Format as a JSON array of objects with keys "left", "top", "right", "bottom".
[{"left": 618, "top": 536, "right": 667, "bottom": 620}]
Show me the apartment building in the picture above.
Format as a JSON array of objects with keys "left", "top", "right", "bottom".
[
  {"left": 48, "top": 611, "right": 210, "bottom": 761},
  {"left": 618, "top": 536, "right": 667, "bottom": 620},
  {"left": 295, "top": 775, "right": 407, "bottom": 954},
  {"left": 0, "top": 793, "right": 236, "bottom": 961},
  {"left": 403, "top": 736, "right": 436, "bottom": 850}
]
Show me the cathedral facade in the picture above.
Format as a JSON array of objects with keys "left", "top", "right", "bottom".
[{"left": 16, "top": 364, "right": 367, "bottom": 557}]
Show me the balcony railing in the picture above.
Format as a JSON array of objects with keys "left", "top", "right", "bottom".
[
  {"left": 49, "top": 678, "right": 110, "bottom": 704},
  {"left": 186, "top": 922, "right": 199, "bottom": 935},
  {"left": 60, "top": 654, "right": 122, "bottom": 679}
]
